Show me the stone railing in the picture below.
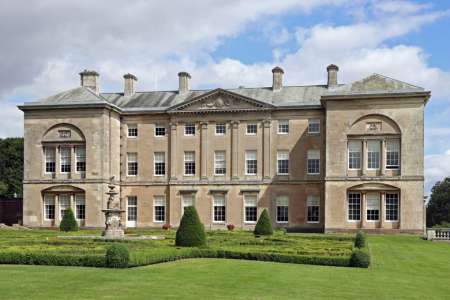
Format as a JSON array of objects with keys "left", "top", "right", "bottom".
[{"left": 426, "top": 228, "right": 450, "bottom": 240}]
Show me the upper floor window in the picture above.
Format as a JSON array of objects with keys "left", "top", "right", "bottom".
[
  {"left": 348, "top": 192, "right": 361, "bottom": 221},
  {"left": 276, "top": 196, "right": 289, "bottom": 223},
  {"left": 386, "top": 139, "right": 400, "bottom": 169},
  {"left": 278, "top": 120, "right": 289, "bottom": 134},
  {"left": 367, "top": 140, "right": 380, "bottom": 170},
  {"left": 348, "top": 141, "right": 362, "bottom": 170},
  {"left": 153, "top": 196, "right": 166, "bottom": 222},
  {"left": 127, "top": 152, "right": 138, "bottom": 176},
  {"left": 127, "top": 124, "right": 138, "bottom": 138},
  {"left": 307, "top": 195, "right": 320, "bottom": 223},
  {"left": 60, "top": 147, "right": 71, "bottom": 173},
  {"left": 75, "top": 146, "right": 86, "bottom": 172},
  {"left": 184, "top": 151, "right": 195, "bottom": 175},
  {"left": 307, "top": 149, "right": 320, "bottom": 175},
  {"left": 308, "top": 119, "right": 320, "bottom": 134},
  {"left": 154, "top": 152, "right": 166, "bottom": 176},
  {"left": 44, "top": 147, "right": 56, "bottom": 173},
  {"left": 277, "top": 151, "right": 289, "bottom": 175},
  {"left": 215, "top": 123, "right": 226, "bottom": 135},
  {"left": 155, "top": 125, "right": 166, "bottom": 137},
  {"left": 185, "top": 123, "right": 195, "bottom": 136},
  {"left": 214, "top": 151, "right": 226, "bottom": 175},
  {"left": 246, "top": 123, "right": 257, "bottom": 135},
  {"left": 245, "top": 150, "right": 257, "bottom": 175}
]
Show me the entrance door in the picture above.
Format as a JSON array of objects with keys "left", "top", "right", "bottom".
[{"left": 126, "top": 196, "right": 137, "bottom": 227}]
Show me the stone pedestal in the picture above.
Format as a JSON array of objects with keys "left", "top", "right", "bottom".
[{"left": 102, "top": 183, "right": 125, "bottom": 238}]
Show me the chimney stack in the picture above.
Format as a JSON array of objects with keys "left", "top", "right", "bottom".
[
  {"left": 178, "top": 71, "right": 191, "bottom": 94},
  {"left": 79, "top": 70, "right": 100, "bottom": 95},
  {"left": 272, "top": 66, "right": 284, "bottom": 91},
  {"left": 123, "top": 73, "right": 138, "bottom": 97},
  {"left": 327, "top": 64, "right": 339, "bottom": 88}
]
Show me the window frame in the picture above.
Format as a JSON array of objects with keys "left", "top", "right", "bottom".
[
  {"left": 385, "top": 192, "right": 399, "bottom": 222},
  {"left": 44, "top": 147, "right": 56, "bottom": 174},
  {"left": 276, "top": 196, "right": 289, "bottom": 224},
  {"left": 184, "top": 123, "right": 196, "bottom": 136},
  {"left": 386, "top": 139, "right": 400, "bottom": 170},
  {"left": 245, "top": 150, "right": 257, "bottom": 175},
  {"left": 367, "top": 140, "right": 381, "bottom": 170},
  {"left": 75, "top": 146, "right": 86, "bottom": 173},
  {"left": 127, "top": 152, "right": 138, "bottom": 176},
  {"left": 127, "top": 196, "right": 138, "bottom": 223},
  {"left": 214, "top": 151, "right": 226, "bottom": 176},
  {"left": 276, "top": 150, "right": 289, "bottom": 175},
  {"left": 215, "top": 123, "right": 226, "bottom": 136},
  {"left": 154, "top": 125, "right": 166, "bottom": 137},
  {"left": 181, "top": 193, "right": 195, "bottom": 216},
  {"left": 347, "top": 192, "right": 361, "bottom": 222},
  {"left": 306, "top": 195, "right": 320, "bottom": 223},
  {"left": 184, "top": 151, "right": 196, "bottom": 176},
  {"left": 60, "top": 146, "right": 71, "bottom": 174},
  {"left": 75, "top": 194, "right": 86, "bottom": 220},
  {"left": 348, "top": 140, "right": 362, "bottom": 170},
  {"left": 246, "top": 123, "right": 257, "bottom": 135},
  {"left": 212, "top": 194, "right": 226, "bottom": 223},
  {"left": 307, "top": 149, "right": 320, "bottom": 175},
  {"left": 43, "top": 194, "right": 55, "bottom": 220},
  {"left": 59, "top": 194, "right": 70, "bottom": 220},
  {"left": 154, "top": 152, "right": 166, "bottom": 176},
  {"left": 308, "top": 119, "right": 320, "bottom": 134},
  {"left": 243, "top": 194, "right": 258, "bottom": 224},
  {"left": 153, "top": 196, "right": 166, "bottom": 223},
  {"left": 366, "top": 192, "right": 380, "bottom": 222},
  {"left": 127, "top": 124, "right": 138, "bottom": 138},
  {"left": 277, "top": 120, "right": 289, "bottom": 135}
]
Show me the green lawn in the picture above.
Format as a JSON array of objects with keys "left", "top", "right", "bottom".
[{"left": 1, "top": 234, "right": 449, "bottom": 299}]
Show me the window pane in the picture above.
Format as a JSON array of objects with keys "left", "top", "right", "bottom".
[
  {"left": 213, "top": 194, "right": 226, "bottom": 222},
  {"left": 386, "top": 139, "right": 400, "bottom": 169},
  {"left": 278, "top": 120, "right": 289, "bottom": 134},
  {"left": 44, "top": 147, "right": 56, "bottom": 173},
  {"left": 276, "top": 196, "right": 288, "bottom": 223},
  {"left": 277, "top": 151, "right": 289, "bottom": 174},
  {"left": 154, "top": 152, "right": 166, "bottom": 175},
  {"left": 245, "top": 151, "right": 257, "bottom": 175},
  {"left": 244, "top": 195, "right": 257, "bottom": 222},
  {"left": 185, "top": 124, "right": 195, "bottom": 135},
  {"left": 44, "top": 194, "right": 55, "bottom": 220},
  {"left": 75, "top": 146, "right": 86, "bottom": 172},
  {"left": 155, "top": 125, "right": 166, "bottom": 136},
  {"left": 367, "top": 140, "right": 380, "bottom": 169},
  {"left": 385, "top": 193, "right": 399, "bottom": 221},
  {"left": 127, "top": 196, "right": 137, "bottom": 221},
  {"left": 307, "top": 150, "right": 320, "bottom": 174},
  {"left": 127, "top": 153, "right": 138, "bottom": 175},
  {"left": 348, "top": 192, "right": 361, "bottom": 221},
  {"left": 75, "top": 194, "right": 85, "bottom": 220},
  {"left": 214, "top": 151, "right": 226, "bottom": 175},
  {"left": 154, "top": 196, "right": 166, "bottom": 222},
  {"left": 215, "top": 123, "right": 226, "bottom": 135},
  {"left": 246, "top": 123, "right": 257, "bottom": 134},
  {"left": 308, "top": 119, "right": 320, "bottom": 133},
  {"left": 348, "top": 141, "right": 362, "bottom": 169},
  {"left": 60, "top": 147, "right": 71, "bottom": 173},
  {"left": 128, "top": 124, "right": 138, "bottom": 137},
  {"left": 184, "top": 151, "right": 195, "bottom": 175},
  {"left": 59, "top": 194, "right": 70, "bottom": 219}
]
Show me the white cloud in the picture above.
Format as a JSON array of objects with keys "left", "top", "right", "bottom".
[{"left": 425, "top": 150, "right": 450, "bottom": 194}]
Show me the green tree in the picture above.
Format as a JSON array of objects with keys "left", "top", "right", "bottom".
[
  {"left": 254, "top": 209, "right": 273, "bottom": 236},
  {"left": 0, "top": 138, "right": 23, "bottom": 197},
  {"left": 427, "top": 177, "right": 450, "bottom": 227},
  {"left": 59, "top": 208, "right": 79, "bottom": 232},
  {"left": 175, "top": 206, "right": 206, "bottom": 247}
]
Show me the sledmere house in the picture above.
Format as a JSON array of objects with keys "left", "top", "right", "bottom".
[{"left": 18, "top": 64, "right": 430, "bottom": 233}]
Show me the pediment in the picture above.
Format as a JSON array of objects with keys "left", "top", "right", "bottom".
[{"left": 168, "top": 88, "right": 273, "bottom": 113}]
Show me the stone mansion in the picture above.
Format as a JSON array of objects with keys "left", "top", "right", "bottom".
[{"left": 18, "top": 65, "right": 430, "bottom": 233}]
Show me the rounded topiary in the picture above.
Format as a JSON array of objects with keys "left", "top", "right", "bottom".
[
  {"left": 354, "top": 231, "right": 366, "bottom": 248},
  {"left": 105, "top": 243, "right": 129, "bottom": 268},
  {"left": 59, "top": 208, "right": 79, "bottom": 232},
  {"left": 254, "top": 209, "right": 273, "bottom": 236},
  {"left": 350, "top": 249, "right": 370, "bottom": 268},
  {"left": 175, "top": 206, "right": 206, "bottom": 247}
]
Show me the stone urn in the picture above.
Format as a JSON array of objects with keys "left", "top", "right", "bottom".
[{"left": 102, "top": 183, "right": 125, "bottom": 238}]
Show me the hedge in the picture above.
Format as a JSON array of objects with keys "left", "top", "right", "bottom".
[
  {"left": 254, "top": 209, "right": 273, "bottom": 236},
  {"left": 0, "top": 251, "right": 105, "bottom": 267},
  {"left": 105, "top": 244, "right": 129, "bottom": 268},
  {"left": 59, "top": 208, "right": 79, "bottom": 232}
]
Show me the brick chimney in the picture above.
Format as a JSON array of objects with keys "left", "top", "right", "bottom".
[
  {"left": 272, "top": 66, "right": 284, "bottom": 91},
  {"left": 327, "top": 64, "right": 339, "bottom": 88},
  {"left": 79, "top": 70, "right": 99, "bottom": 95},
  {"left": 123, "top": 73, "right": 138, "bottom": 97},
  {"left": 178, "top": 71, "right": 191, "bottom": 94}
]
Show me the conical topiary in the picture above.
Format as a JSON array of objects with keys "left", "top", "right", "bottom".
[
  {"left": 175, "top": 206, "right": 206, "bottom": 247},
  {"left": 254, "top": 209, "right": 273, "bottom": 236},
  {"left": 59, "top": 208, "right": 79, "bottom": 232}
]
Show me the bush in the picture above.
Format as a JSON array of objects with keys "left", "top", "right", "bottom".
[
  {"left": 59, "top": 208, "right": 79, "bottom": 232},
  {"left": 350, "top": 249, "right": 370, "bottom": 268},
  {"left": 0, "top": 251, "right": 105, "bottom": 267},
  {"left": 254, "top": 209, "right": 273, "bottom": 236},
  {"left": 227, "top": 224, "right": 235, "bottom": 231},
  {"left": 175, "top": 206, "right": 206, "bottom": 247},
  {"left": 105, "top": 243, "right": 129, "bottom": 268},
  {"left": 354, "top": 231, "right": 366, "bottom": 248}
]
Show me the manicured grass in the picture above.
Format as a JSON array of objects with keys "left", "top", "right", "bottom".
[{"left": 0, "top": 235, "right": 449, "bottom": 299}]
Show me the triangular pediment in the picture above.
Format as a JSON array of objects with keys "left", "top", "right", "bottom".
[{"left": 167, "top": 88, "right": 274, "bottom": 113}]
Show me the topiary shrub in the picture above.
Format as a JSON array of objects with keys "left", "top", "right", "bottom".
[
  {"left": 105, "top": 243, "right": 129, "bottom": 268},
  {"left": 354, "top": 231, "right": 366, "bottom": 248},
  {"left": 350, "top": 249, "right": 370, "bottom": 268},
  {"left": 59, "top": 208, "right": 79, "bottom": 232},
  {"left": 175, "top": 206, "right": 206, "bottom": 247},
  {"left": 254, "top": 209, "right": 273, "bottom": 236}
]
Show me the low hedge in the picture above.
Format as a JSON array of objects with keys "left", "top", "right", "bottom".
[
  {"left": 350, "top": 248, "right": 370, "bottom": 268},
  {"left": 0, "top": 251, "right": 105, "bottom": 267}
]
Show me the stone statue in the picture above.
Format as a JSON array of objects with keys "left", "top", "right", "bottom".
[{"left": 102, "top": 180, "right": 125, "bottom": 238}]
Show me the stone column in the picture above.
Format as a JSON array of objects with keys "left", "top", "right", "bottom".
[
  {"left": 170, "top": 123, "right": 177, "bottom": 180},
  {"left": 262, "top": 120, "right": 271, "bottom": 179},
  {"left": 70, "top": 146, "right": 76, "bottom": 178},
  {"left": 231, "top": 121, "right": 240, "bottom": 180},
  {"left": 362, "top": 140, "right": 367, "bottom": 176},
  {"left": 200, "top": 122, "right": 208, "bottom": 180},
  {"left": 380, "top": 192, "right": 385, "bottom": 229},
  {"left": 55, "top": 146, "right": 60, "bottom": 179},
  {"left": 55, "top": 194, "right": 60, "bottom": 225},
  {"left": 380, "top": 139, "right": 386, "bottom": 176},
  {"left": 361, "top": 192, "right": 366, "bottom": 229}
]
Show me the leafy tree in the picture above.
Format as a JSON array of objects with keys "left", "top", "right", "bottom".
[
  {"left": 175, "top": 206, "right": 206, "bottom": 247},
  {"left": 0, "top": 138, "right": 23, "bottom": 197},
  {"left": 254, "top": 209, "right": 273, "bottom": 236},
  {"left": 427, "top": 177, "right": 450, "bottom": 227},
  {"left": 59, "top": 208, "right": 79, "bottom": 232}
]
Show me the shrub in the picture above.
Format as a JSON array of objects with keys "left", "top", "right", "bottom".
[
  {"left": 162, "top": 224, "right": 171, "bottom": 230},
  {"left": 350, "top": 249, "right": 370, "bottom": 268},
  {"left": 0, "top": 251, "right": 105, "bottom": 267},
  {"left": 59, "top": 208, "right": 79, "bottom": 232},
  {"left": 105, "top": 243, "right": 129, "bottom": 268},
  {"left": 175, "top": 206, "right": 206, "bottom": 247},
  {"left": 354, "top": 231, "right": 366, "bottom": 248},
  {"left": 254, "top": 209, "right": 273, "bottom": 236},
  {"left": 227, "top": 224, "right": 235, "bottom": 231}
]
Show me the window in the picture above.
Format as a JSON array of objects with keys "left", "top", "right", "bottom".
[
  {"left": 44, "top": 147, "right": 56, "bottom": 173},
  {"left": 277, "top": 151, "right": 289, "bottom": 175},
  {"left": 59, "top": 194, "right": 70, "bottom": 220},
  {"left": 308, "top": 119, "right": 320, "bottom": 134},
  {"left": 154, "top": 152, "right": 165, "bottom": 176},
  {"left": 245, "top": 150, "right": 257, "bottom": 175},
  {"left": 278, "top": 120, "right": 289, "bottom": 134},
  {"left": 348, "top": 141, "right": 362, "bottom": 170},
  {"left": 127, "top": 196, "right": 137, "bottom": 223},
  {"left": 44, "top": 195, "right": 55, "bottom": 220},
  {"left": 184, "top": 151, "right": 195, "bottom": 175},
  {"left": 307, "top": 195, "right": 320, "bottom": 223},
  {"left": 60, "top": 147, "right": 71, "bottom": 173},
  {"left": 153, "top": 196, "right": 166, "bottom": 222},
  {"left": 75, "top": 146, "right": 86, "bottom": 172},
  {"left": 127, "top": 124, "right": 138, "bottom": 138},
  {"left": 75, "top": 194, "right": 85, "bottom": 220},
  {"left": 244, "top": 195, "right": 257, "bottom": 223},
  {"left": 367, "top": 140, "right": 380, "bottom": 169},
  {"left": 155, "top": 125, "right": 166, "bottom": 137},
  {"left": 385, "top": 193, "right": 399, "bottom": 221},
  {"left": 246, "top": 123, "right": 257, "bottom": 135},
  {"left": 184, "top": 123, "right": 195, "bottom": 136},
  {"left": 348, "top": 192, "right": 361, "bottom": 221},
  {"left": 276, "top": 196, "right": 289, "bottom": 223},
  {"left": 214, "top": 151, "right": 226, "bottom": 175},
  {"left": 181, "top": 194, "right": 194, "bottom": 215},
  {"left": 307, "top": 149, "right": 320, "bottom": 175},
  {"left": 127, "top": 153, "right": 138, "bottom": 176},
  {"left": 366, "top": 193, "right": 380, "bottom": 221},
  {"left": 213, "top": 194, "right": 226, "bottom": 223},
  {"left": 386, "top": 139, "right": 400, "bottom": 169},
  {"left": 215, "top": 123, "right": 226, "bottom": 135}
]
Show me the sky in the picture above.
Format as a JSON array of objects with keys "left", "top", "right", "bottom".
[{"left": 0, "top": 0, "right": 449, "bottom": 194}]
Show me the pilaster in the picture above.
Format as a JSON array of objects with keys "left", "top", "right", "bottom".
[
  {"left": 170, "top": 123, "right": 177, "bottom": 180},
  {"left": 231, "top": 121, "right": 240, "bottom": 180},
  {"left": 200, "top": 122, "right": 208, "bottom": 180},
  {"left": 380, "top": 139, "right": 386, "bottom": 176},
  {"left": 380, "top": 192, "right": 385, "bottom": 229},
  {"left": 361, "top": 192, "right": 366, "bottom": 229},
  {"left": 262, "top": 119, "right": 271, "bottom": 179},
  {"left": 362, "top": 140, "right": 367, "bottom": 176}
]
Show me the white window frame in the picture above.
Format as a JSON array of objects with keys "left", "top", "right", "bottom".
[
  {"left": 181, "top": 193, "right": 195, "bottom": 216},
  {"left": 127, "top": 152, "right": 138, "bottom": 176},
  {"left": 126, "top": 196, "right": 137, "bottom": 227},
  {"left": 385, "top": 192, "right": 399, "bottom": 222},
  {"left": 75, "top": 146, "right": 86, "bottom": 173},
  {"left": 154, "top": 152, "right": 166, "bottom": 176},
  {"left": 246, "top": 123, "right": 257, "bottom": 135},
  {"left": 277, "top": 150, "right": 289, "bottom": 175},
  {"left": 154, "top": 124, "right": 166, "bottom": 137},
  {"left": 243, "top": 194, "right": 258, "bottom": 224},
  {"left": 367, "top": 140, "right": 381, "bottom": 170},
  {"left": 153, "top": 196, "right": 166, "bottom": 223},
  {"left": 307, "top": 195, "right": 320, "bottom": 223},
  {"left": 127, "top": 124, "right": 138, "bottom": 138},
  {"left": 184, "top": 123, "right": 195, "bottom": 136},
  {"left": 214, "top": 151, "right": 226, "bottom": 176},
  {"left": 308, "top": 119, "right": 320, "bottom": 134},
  {"left": 43, "top": 194, "right": 55, "bottom": 220},
  {"left": 277, "top": 120, "right": 289, "bottom": 135},
  {"left": 184, "top": 151, "right": 195, "bottom": 176},
  {"left": 44, "top": 147, "right": 56, "bottom": 174},
  {"left": 75, "top": 194, "right": 85, "bottom": 220},
  {"left": 366, "top": 192, "right": 380, "bottom": 222},
  {"left": 348, "top": 140, "right": 362, "bottom": 170},
  {"left": 347, "top": 192, "right": 361, "bottom": 222},
  {"left": 59, "top": 194, "right": 70, "bottom": 221},
  {"left": 245, "top": 150, "right": 257, "bottom": 175},
  {"left": 212, "top": 194, "right": 226, "bottom": 223},
  {"left": 276, "top": 196, "right": 289, "bottom": 224},
  {"left": 386, "top": 139, "right": 400, "bottom": 170},
  {"left": 60, "top": 146, "right": 71, "bottom": 173},
  {"left": 215, "top": 123, "right": 226, "bottom": 136},
  {"left": 307, "top": 149, "right": 320, "bottom": 175}
]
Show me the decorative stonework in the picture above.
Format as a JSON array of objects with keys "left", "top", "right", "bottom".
[
  {"left": 102, "top": 182, "right": 125, "bottom": 238},
  {"left": 366, "top": 122, "right": 382, "bottom": 132}
]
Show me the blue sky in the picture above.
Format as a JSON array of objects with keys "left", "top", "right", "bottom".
[{"left": 0, "top": 0, "right": 449, "bottom": 193}]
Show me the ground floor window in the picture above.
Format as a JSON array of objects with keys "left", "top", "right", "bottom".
[
  {"left": 385, "top": 193, "right": 399, "bottom": 221},
  {"left": 59, "top": 194, "right": 70, "bottom": 220},
  {"left": 366, "top": 193, "right": 380, "bottom": 221},
  {"left": 244, "top": 194, "right": 257, "bottom": 223},
  {"left": 75, "top": 194, "right": 85, "bottom": 220},
  {"left": 181, "top": 193, "right": 194, "bottom": 216},
  {"left": 213, "top": 194, "right": 226, "bottom": 223},
  {"left": 44, "top": 195, "right": 55, "bottom": 220},
  {"left": 276, "top": 196, "right": 288, "bottom": 223},
  {"left": 307, "top": 195, "right": 320, "bottom": 223},
  {"left": 153, "top": 196, "right": 166, "bottom": 222},
  {"left": 348, "top": 192, "right": 361, "bottom": 221},
  {"left": 127, "top": 196, "right": 137, "bottom": 223}
]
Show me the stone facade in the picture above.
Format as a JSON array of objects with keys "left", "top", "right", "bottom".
[{"left": 18, "top": 66, "right": 430, "bottom": 233}]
